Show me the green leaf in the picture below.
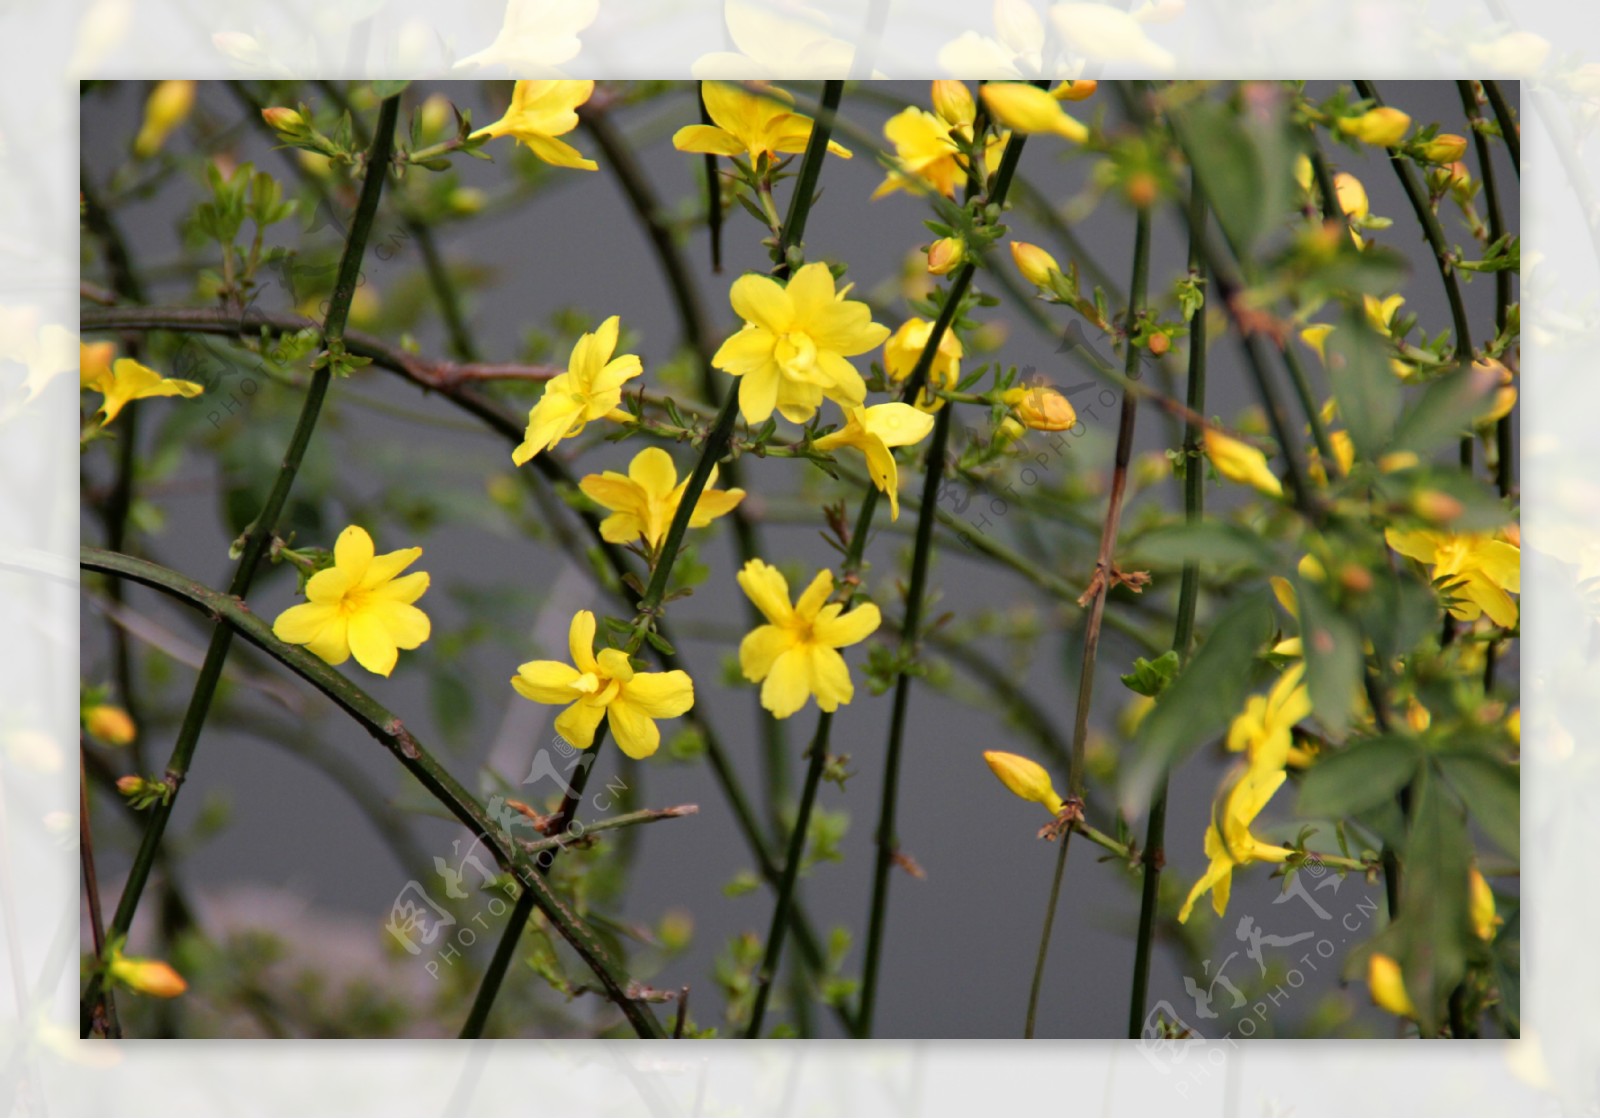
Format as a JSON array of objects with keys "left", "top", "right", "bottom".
[
  {"left": 1387, "top": 365, "right": 1496, "bottom": 458},
  {"left": 1437, "top": 752, "right": 1519, "bottom": 859},
  {"left": 1395, "top": 766, "right": 1474, "bottom": 1036},
  {"left": 1120, "top": 651, "right": 1180, "bottom": 697},
  {"left": 371, "top": 80, "right": 411, "bottom": 99},
  {"left": 1324, "top": 306, "right": 1400, "bottom": 459},
  {"left": 1294, "top": 576, "right": 1364, "bottom": 736},
  {"left": 1297, "top": 735, "right": 1419, "bottom": 818},
  {"left": 1120, "top": 590, "right": 1276, "bottom": 816},
  {"left": 1174, "top": 92, "right": 1294, "bottom": 253}
]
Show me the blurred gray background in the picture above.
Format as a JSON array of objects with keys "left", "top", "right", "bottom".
[{"left": 80, "top": 79, "right": 1516, "bottom": 1038}]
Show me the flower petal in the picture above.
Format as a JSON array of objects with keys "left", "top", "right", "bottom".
[
  {"left": 555, "top": 698, "right": 607, "bottom": 749},
  {"left": 760, "top": 647, "right": 813, "bottom": 719},
  {"left": 621, "top": 670, "right": 695, "bottom": 718},
  {"left": 807, "top": 645, "right": 854, "bottom": 711},
  {"left": 273, "top": 601, "right": 339, "bottom": 647},
  {"left": 793, "top": 569, "right": 834, "bottom": 620},
  {"left": 607, "top": 699, "right": 661, "bottom": 759},
  {"left": 348, "top": 610, "right": 400, "bottom": 676},
  {"left": 740, "top": 624, "right": 794, "bottom": 682},
  {"left": 512, "top": 660, "right": 584, "bottom": 704},
  {"left": 628, "top": 446, "right": 679, "bottom": 497},
  {"left": 369, "top": 599, "right": 431, "bottom": 649},
  {"left": 713, "top": 325, "right": 777, "bottom": 376},
  {"left": 359, "top": 547, "right": 423, "bottom": 591},
  {"left": 812, "top": 601, "right": 880, "bottom": 649},
  {"left": 334, "top": 525, "right": 375, "bottom": 582},
  {"left": 672, "top": 124, "right": 747, "bottom": 156},
  {"left": 737, "top": 559, "right": 793, "bottom": 626},
  {"left": 737, "top": 365, "right": 780, "bottom": 424},
  {"left": 730, "top": 273, "right": 793, "bottom": 334}
]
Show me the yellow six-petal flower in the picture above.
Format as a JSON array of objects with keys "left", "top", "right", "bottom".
[
  {"left": 737, "top": 559, "right": 881, "bottom": 718},
  {"left": 673, "top": 80, "right": 852, "bottom": 165},
  {"left": 511, "top": 610, "right": 694, "bottom": 759},
  {"left": 471, "top": 79, "right": 598, "bottom": 170},
  {"left": 1177, "top": 765, "right": 1296, "bottom": 923},
  {"left": 272, "top": 526, "right": 432, "bottom": 677},
  {"left": 512, "top": 315, "right": 642, "bottom": 464},
  {"left": 813, "top": 402, "right": 935, "bottom": 521},
  {"left": 578, "top": 446, "right": 745, "bottom": 549},
  {"left": 81, "top": 352, "right": 203, "bottom": 426},
  {"left": 882, "top": 317, "right": 964, "bottom": 411},
  {"left": 1386, "top": 527, "right": 1521, "bottom": 628},
  {"left": 711, "top": 263, "right": 889, "bottom": 424}
]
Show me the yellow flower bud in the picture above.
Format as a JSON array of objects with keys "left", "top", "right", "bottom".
[
  {"left": 1419, "top": 133, "right": 1469, "bottom": 163},
  {"left": 983, "top": 751, "right": 1066, "bottom": 815},
  {"left": 1203, "top": 429, "right": 1283, "bottom": 497},
  {"left": 1339, "top": 106, "right": 1411, "bottom": 148},
  {"left": 448, "top": 187, "right": 488, "bottom": 215},
  {"left": 84, "top": 704, "right": 137, "bottom": 747},
  {"left": 1010, "top": 241, "right": 1061, "bottom": 288},
  {"left": 995, "top": 416, "right": 1026, "bottom": 446},
  {"left": 1053, "top": 79, "right": 1098, "bottom": 102},
  {"left": 1013, "top": 386, "right": 1077, "bottom": 431},
  {"left": 419, "top": 92, "right": 454, "bottom": 140},
  {"left": 1469, "top": 868, "right": 1501, "bottom": 941},
  {"left": 930, "top": 80, "right": 975, "bottom": 127},
  {"left": 1378, "top": 450, "right": 1420, "bottom": 473},
  {"left": 1367, "top": 953, "right": 1416, "bottom": 1018},
  {"left": 115, "top": 775, "right": 142, "bottom": 797},
  {"left": 261, "top": 106, "right": 307, "bottom": 135},
  {"left": 1413, "top": 489, "right": 1465, "bottom": 524},
  {"left": 133, "top": 80, "right": 197, "bottom": 159},
  {"left": 1473, "top": 357, "right": 1516, "bottom": 425},
  {"left": 927, "top": 236, "right": 966, "bottom": 275},
  {"left": 980, "top": 82, "right": 1089, "bottom": 143},
  {"left": 1333, "top": 172, "right": 1369, "bottom": 220},
  {"left": 108, "top": 948, "right": 188, "bottom": 998}
]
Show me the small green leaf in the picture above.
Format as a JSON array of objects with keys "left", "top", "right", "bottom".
[
  {"left": 1297, "top": 735, "right": 1419, "bottom": 818},
  {"left": 1120, "top": 651, "right": 1180, "bottom": 697},
  {"left": 1325, "top": 306, "right": 1400, "bottom": 459},
  {"left": 1437, "top": 752, "right": 1519, "bottom": 859},
  {"left": 1395, "top": 766, "right": 1474, "bottom": 1036},
  {"left": 1294, "top": 576, "right": 1364, "bottom": 737}
]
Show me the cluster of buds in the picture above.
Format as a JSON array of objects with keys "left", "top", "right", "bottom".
[{"left": 116, "top": 774, "right": 174, "bottom": 811}]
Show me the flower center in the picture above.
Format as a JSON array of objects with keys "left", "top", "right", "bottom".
[{"left": 774, "top": 331, "right": 818, "bottom": 375}]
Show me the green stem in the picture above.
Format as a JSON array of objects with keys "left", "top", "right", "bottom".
[
  {"left": 78, "top": 749, "right": 119, "bottom": 1039},
  {"left": 1481, "top": 79, "right": 1519, "bottom": 176},
  {"left": 745, "top": 713, "right": 832, "bottom": 1037},
  {"left": 1129, "top": 185, "right": 1207, "bottom": 1038},
  {"left": 775, "top": 80, "right": 844, "bottom": 269},
  {"left": 80, "top": 546, "right": 667, "bottom": 1039},
  {"left": 84, "top": 95, "right": 401, "bottom": 1037},
  {"left": 1025, "top": 831, "right": 1073, "bottom": 1038}
]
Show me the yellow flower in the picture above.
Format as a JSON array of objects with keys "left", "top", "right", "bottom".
[
  {"left": 882, "top": 317, "right": 964, "bottom": 410},
  {"left": 1367, "top": 953, "right": 1417, "bottom": 1018},
  {"left": 979, "top": 81, "right": 1089, "bottom": 142},
  {"left": 1300, "top": 323, "right": 1334, "bottom": 362},
  {"left": 1226, "top": 663, "right": 1312, "bottom": 774},
  {"left": 673, "top": 80, "right": 851, "bottom": 165},
  {"left": 1475, "top": 356, "right": 1517, "bottom": 425},
  {"left": 456, "top": 0, "right": 598, "bottom": 71},
  {"left": 1307, "top": 429, "right": 1354, "bottom": 485},
  {"left": 84, "top": 704, "right": 136, "bottom": 747},
  {"left": 272, "top": 526, "right": 432, "bottom": 677},
  {"left": 711, "top": 263, "right": 889, "bottom": 424},
  {"left": 1364, "top": 293, "right": 1405, "bottom": 334},
  {"left": 1334, "top": 172, "right": 1369, "bottom": 220},
  {"left": 578, "top": 446, "right": 745, "bottom": 549},
  {"left": 1053, "top": 79, "right": 1098, "bottom": 101},
  {"left": 1470, "top": 867, "right": 1502, "bottom": 941},
  {"left": 108, "top": 947, "right": 187, "bottom": 998},
  {"left": 1419, "top": 133, "right": 1469, "bottom": 163},
  {"left": 133, "top": 80, "right": 196, "bottom": 158},
  {"left": 737, "top": 559, "right": 881, "bottom": 718},
  {"left": 510, "top": 610, "right": 694, "bottom": 759},
  {"left": 1385, "top": 528, "right": 1520, "bottom": 628},
  {"left": 1202, "top": 428, "right": 1282, "bottom": 497},
  {"left": 1339, "top": 106, "right": 1411, "bottom": 148},
  {"left": 81, "top": 355, "right": 203, "bottom": 426},
  {"left": 1010, "top": 240, "right": 1062, "bottom": 288},
  {"left": 511, "top": 316, "right": 641, "bottom": 464},
  {"left": 1009, "top": 385, "right": 1077, "bottom": 431},
  {"left": 813, "top": 402, "right": 936, "bottom": 521},
  {"left": 983, "top": 750, "right": 1065, "bottom": 815},
  {"left": 873, "top": 82, "right": 1005, "bottom": 200},
  {"left": 471, "top": 80, "right": 597, "bottom": 170},
  {"left": 927, "top": 236, "right": 966, "bottom": 275},
  {"left": 1177, "top": 766, "right": 1295, "bottom": 922}
]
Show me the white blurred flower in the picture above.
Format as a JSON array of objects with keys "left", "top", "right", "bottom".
[
  {"left": 1049, "top": 2, "right": 1176, "bottom": 71},
  {"left": 457, "top": 0, "right": 599, "bottom": 73},
  {"left": 1466, "top": 29, "right": 1550, "bottom": 74},
  {"left": 67, "top": 0, "right": 132, "bottom": 75},
  {"left": 693, "top": 0, "right": 859, "bottom": 78}
]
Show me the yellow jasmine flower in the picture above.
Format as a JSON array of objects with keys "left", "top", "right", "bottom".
[
  {"left": 82, "top": 355, "right": 203, "bottom": 426},
  {"left": 1300, "top": 323, "right": 1334, "bottom": 362},
  {"left": 979, "top": 81, "right": 1089, "bottom": 142},
  {"left": 1177, "top": 766, "right": 1295, "bottom": 922},
  {"left": 882, "top": 317, "right": 964, "bottom": 410},
  {"left": 510, "top": 610, "right": 694, "bottom": 759},
  {"left": 108, "top": 947, "right": 187, "bottom": 998},
  {"left": 1418, "top": 133, "right": 1469, "bottom": 163},
  {"left": 873, "top": 82, "right": 1006, "bottom": 200},
  {"left": 1367, "top": 953, "right": 1417, "bottom": 1018},
  {"left": 737, "top": 559, "right": 881, "bottom": 718},
  {"left": 1202, "top": 428, "right": 1282, "bottom": 498},
  {"left": 1226, "top": 663, "right": 1312, "bottom": 774},
  {"left": 272, "top": 526, "right": 432, "bottom": 677},
  {"left": 1339, "top": 106, "right": 1411, "bottom": 148},
  {"left": 1470, "top": 867, "right": 1502, "bottom": 941},
  {"left": 578, "top": 446, "right": 745, "bottom": 549},
  {"left": 1385, "top": 527, "right": 1520, "bottom": 628},
  {"left": 711, "top": 263, "right": 889, "bottom": 424},
  {"left": 511, "top": 316, "right": 641, "bottom": 464},
  {"left": 83, "top": 704, "right": 137, "bottom": 747},
  {"left": 984, "top": 750, "right": 1065, "bottom": 815},
  {"left": 813, "top": 402, "right": 936, "bottom": 520},
  {"left": 673, "top": 80, "right": 851, "bottom": 165},
  {"left": 1007, "top": 384, "right": 1077, "bottom": 431},
  {"left": 1364, "top": 293, "right": 1405, "bottom": 334},
  {"left": 1011, "top": 240, "right": 1062, "bottom": 288},
  {"left": 133, "top": 80, "right": 196, "bottom": 158},
  {"left": 471, "top": 80, "right": 598, "bottom": 170},
  {"left": 1307, "top": 429, "right": 1355, "bottom": 485}
]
